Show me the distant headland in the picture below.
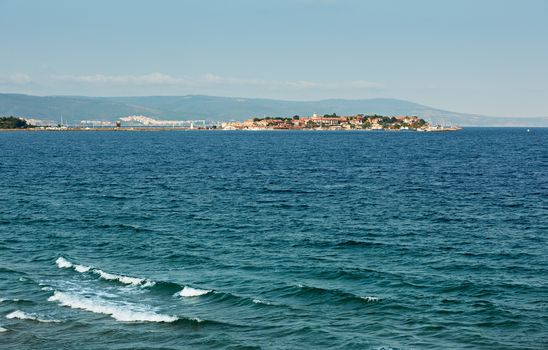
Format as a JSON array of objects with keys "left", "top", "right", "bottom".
[
  {"left": 221, "top": 114, "right": 461, "bottom": 131},
  {"left": 1, "top": 114, "right": 461, "bottom": 132}
]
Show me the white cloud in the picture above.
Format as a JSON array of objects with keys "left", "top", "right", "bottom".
[
  {"left": 0, "top": 73, "right": 32, "bottom": 84},
  {"left": 53, "top": 72, "right": 382, "bottom": 90},
  {"left": 199, "top": 74, "right": 381, "bottom": 90},
  {"left": 55, "top": 72, "right": 179, "bottom": 85}
]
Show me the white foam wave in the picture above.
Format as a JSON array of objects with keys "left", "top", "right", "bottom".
[
  {"left": 361, "top": 296, "right": 380, "bottom": 302},
  {"left": 93, "top": 269, "right": 153, "bottom": 286},
  {"left": 56, "top": 257, "right": 73, "bottom": 269},
  {"left": 74, "top": 264, "right": 91, "bottom": 273},
  {"left": 179, "top": 286, "right": 211, "bottom": 297},
  {"left": 0, "top": 326, "right": 7, "bottom": 332},
  {"left": 48, "top": 291, "right": 177, "bottom": 323},
  {"left": 252, "top": 299, "right": 271, "bottom": 305},
  {"left": 55, "top": 257, "right": 154, "bottom": 287},
  {"left": 5, "top": 310, "right": 61, "bottom": 323}
]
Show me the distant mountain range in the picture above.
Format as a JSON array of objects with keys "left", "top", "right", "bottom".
[{"left": 0, "top": 93, "right": 546, "bottom": 126}]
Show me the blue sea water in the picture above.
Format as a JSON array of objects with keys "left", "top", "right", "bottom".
[{"left": 0, "top": 128, "right": 546, "bottom": 349}]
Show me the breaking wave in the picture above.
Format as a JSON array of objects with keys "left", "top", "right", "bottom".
[
  {"left": 54, "top": 258, "right": 272, "bottom": 311},
  {"left": 93, "top": 269, "right": 154, "bottom": 287},
  {"left": 178, "top": 286, "right": 211, "bottom": 297},
  {"left": 48, "top": 291, "right": 177, "bottom": 323},
  {"left": 55, "top": 257, "right": 155, "bottom": 287},
  {"left": 5, "top": 310, "right": 61, "bottom": 323},
  {"left": 361, "top": 296, "right": 380, "bottom": 302},
  {"left": 55, "top": 257, "right": 73, "bottom": 269}
]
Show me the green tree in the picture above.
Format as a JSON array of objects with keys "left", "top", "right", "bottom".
[{"left": 0, "top": 116, "right": 30, "bottom": 129}]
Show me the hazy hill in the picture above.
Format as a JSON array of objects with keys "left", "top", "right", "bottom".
[{"left": 0, "top": 93, "right": 546, "bottom": 126}]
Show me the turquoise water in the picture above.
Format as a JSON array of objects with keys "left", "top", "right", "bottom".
[{"left": 0, "top": 128, "right": 546, "bottom": 349}]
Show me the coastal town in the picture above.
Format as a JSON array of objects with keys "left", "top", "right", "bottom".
[
  {"left": 0, "top": 114, "right": 461, "bottom": 132},
  {"left": 221, "top": 114, "right": 461, "bottom": 131}
]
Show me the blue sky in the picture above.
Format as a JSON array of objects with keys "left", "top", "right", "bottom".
[{"left": 0, "top": 0, "right": 547, "bottom": 116}]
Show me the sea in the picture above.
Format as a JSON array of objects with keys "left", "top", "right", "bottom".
[{"left": 0, "top": 128, "right": 546, "bottom": 349}]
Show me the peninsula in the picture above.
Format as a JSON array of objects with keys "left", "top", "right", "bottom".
[
  {"left": 1, "top": 114, "right": 461, "bottom": 132},
  {"left": 221, "top": 114, "right": 461, "bottom": 131}
]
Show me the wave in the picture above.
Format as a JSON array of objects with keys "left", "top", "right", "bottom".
[
  {"left": 55, "top": 258, "right": 269, "bottom": 310},
  {"left": 55, "top": 257, "right": 155, "bottom": 287},
  {"left": 287, "top": 284, "right": 381, "bottom": 304},
  {"left": 174, "top": 286, "right": 281, "bottom": 310},
  {"left": 0, "top": 326, "right": 7, "bottom": 332},
  {"left": 361, "top": 296, "right": 380, "bottom": 302},
  {"left": 55, "top": 257, "right": 73, "bottom": 269},
  {"left": 74, "top": 265, "right": 91, "bottom": 273},
  {"left": 178, "top": 286, "right": 211, "bottom": 297},
  {"left": 335, "top": 240, "right": 385, "bottom": 248},
  {"left": 48, "top": 291, "right": 177, "bottom": 323},
  {"left": 5, "top": 310, "right": 61, "bottom": 323},
  {"left": 93, "top": 269, "right": 154, "bottom": 287},
  {"left": 0, "top": 267, "right": 27, "bottom": 275},
  {"left": 95, "top": 223, "right": 155, "bottom": 233},
  {"left": 0, "top": 298, "right": 33, "bottom": 305}
]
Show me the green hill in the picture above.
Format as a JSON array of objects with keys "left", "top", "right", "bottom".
[{"left": 1, "top": 93, "right": 546, "bottom": 126}]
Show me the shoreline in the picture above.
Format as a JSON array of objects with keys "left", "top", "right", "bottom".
[{"left": 0, "top": 126, "right": 462, "bottom": 132}]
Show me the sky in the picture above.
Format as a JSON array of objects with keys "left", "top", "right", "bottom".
[{"left": 0, "top": 0, "right": 547, "bottom": 117}]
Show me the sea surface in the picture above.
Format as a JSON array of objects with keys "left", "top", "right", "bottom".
[{"left": 0, "top": 128, "right": 546, "bottom": 349}]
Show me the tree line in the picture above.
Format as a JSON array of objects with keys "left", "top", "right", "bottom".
[{"left": 0, "top": 116, "right": 31, "bottom": 129}]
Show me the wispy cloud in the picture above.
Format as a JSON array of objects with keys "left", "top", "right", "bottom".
[
  {"left": 0, "top": 73, "right": 32, "bottom": 84},
  {"left": 53, "top": 72, "right": 382, "bottom": 90},
  {"left": 54, "top": 72, "right": 178, "bottom": 85},
  {"left": 201, "top": 74, "right": 382, "bottom": 90}
]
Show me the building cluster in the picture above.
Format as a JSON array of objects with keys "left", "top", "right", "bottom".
[
  {"left": 9, "top": 113, "right": 460, "bottom": 132},
  {"left": 119, "top": 115, "right": 188, "bottom": 126},
  {"left": 118, "top": 116, "right": 208, "bottom": 128},
  {"left": 221, "top": 114, "right": 431, "bottom": 130}
]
